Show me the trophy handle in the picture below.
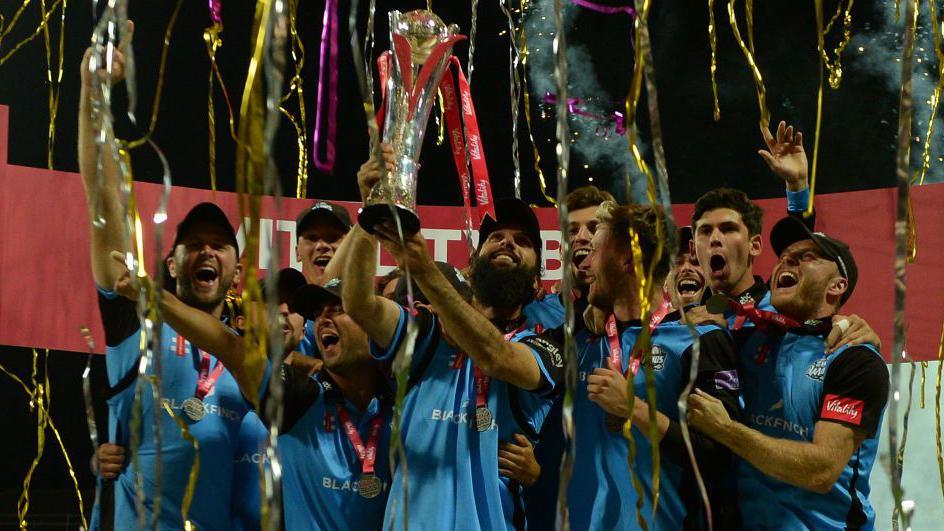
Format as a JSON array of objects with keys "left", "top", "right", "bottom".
[{"left": 408, "top": 35, "right": 466, "bottom": 120}]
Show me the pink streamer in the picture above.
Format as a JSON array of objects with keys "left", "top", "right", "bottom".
[
  {"left": 313, "top": 0, "right": 339, "bottom": 173},
  {"left": 543, "top": 92, "right": 626, "bottom": 136},
  {"left": 208, "top": 0, "right": 222, "bottom": 24},
  {"left": 569, "top": 0, "right": 636, "bottom": 16}
]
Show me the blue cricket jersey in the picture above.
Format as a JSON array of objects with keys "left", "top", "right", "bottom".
[
  {"left": 98, "top": 288, "right": 251, "bottom": 531},
  {"left": 523, "top": 292, "right": 566, "bottom": 329},
  {"left": 298, "top": 320, "right": 318, "bottom": 357},
  {"left": 737, "top": 323, "right": 889, "bottom": 530},
  {"left": 232, "top": 412, "right": 267, "bottom": 531},
  {"left": 267, "top": 365, "right": 392, "bottom": 531},
  {"left": 372, "top": 305, "right": 564, "bottom": 530},
  {"left": 570, "top": 315, "right": 741, "bottom": 530}
]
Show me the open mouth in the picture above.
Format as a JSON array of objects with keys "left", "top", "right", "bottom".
[
  {"left": 709, "top": 254, "right": 727, "bottom": 278},
  {"left": 490, "top": 251, "right": 519, "bottom": 265},
  {"left": 193, "top": 265, "right": 219, "bottom": 288},
  {"left": 319, "top": 330, "right": 340, "bottom": 349},
  {"left": 776, "top": 270, "right": 798, "bottom": 289},
  {"left": 312, "top": 256, "right": 331, "bottom": 269},
  {"left": 677, "top": 278, "right": 702, "bottom": 296},
  {"left": 572, "top": 247, "right": 590, "bottom": 266}
]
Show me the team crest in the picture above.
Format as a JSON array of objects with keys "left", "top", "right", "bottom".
[
  {"left": 807, "top": 358, "right": 828, "bottom": 381},
  {"left": 646, "top": 345, "right": 666, "bottom": 371},
  {"left": 738, "top": 293, "right": 755, "bottom": 305}
]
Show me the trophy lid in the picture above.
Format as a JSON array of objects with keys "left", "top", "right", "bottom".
[{"left": 391, "top": 10, "right": 459, "bottom": 65}]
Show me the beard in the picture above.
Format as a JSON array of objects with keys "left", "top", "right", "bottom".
[
  {"left": 469, "top": 253, "right": 539, "bottom": 310},
  {"left": 176, "top": 271, "right": 234, "bottom": 313},
  {"left": 771, "top": 275, "right": 827, "bottom": 321}
]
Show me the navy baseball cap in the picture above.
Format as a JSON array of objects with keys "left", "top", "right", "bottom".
[
  {"left": 477, "top": 198, "right": 543, "bottom": 261},
  {"left": 172, "top": 202, "right": 239, "bottom": 253},
  {"left": 290, "top": 277, "right": 343, "bottom": 320},
  {"left": 770, "top": 216, "right": 858, "bottom": 304},
  {"left": 296, "top": 201, "right": 352, "bottom": 236}
]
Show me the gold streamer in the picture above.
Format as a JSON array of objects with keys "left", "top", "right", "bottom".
[
  {"left": 284, "top": 0, "right": 310, "bottom": 199},
  {"left": 920, "top": 360, "right": 927, "bottom": 408},
  {"left": 2, "top": 350, "right": 88, "bottom": 530},
  {"left": 807, "top": 0, "right": 827, "bottom": 218},
  {"left": 517, "top": 0, "right": 556, "bottom": 205},
  {"left": 819, "top": 0, "right": 854, "bottom": 89},
  {"left": 125, "top": 0, "right": 185, "bottom": 150},
  {"left": 205, "top": 23, "right": 223, "bottom": 194},
  {"left": 161, "top": 401, "right": 200, "bottom": 528},
  {"left": 726, "top": 0, "right": 769, "bottom": 129},
  {"left": 0, "top": 0, "right": 64, "bottom": 67},
  {"left": 707, "top": 0, "right": 720, "bottom": 121},
  {"left": 0, "top": 0, "right": 35, "bottom": 44},
  {"left": 39, "top": 0, "right": 66, "bottom": 169}
]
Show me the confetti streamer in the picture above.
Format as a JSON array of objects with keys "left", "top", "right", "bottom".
[
  {"left": 551, "top": 0, "right": 579, "bottom": 526},
  {"left": 0, "top": 0, "right": 64, "bottom": 66},
  {"left": 205, "top": 9, "right": 224, "bottom": 194},
  {"left": 468, "top": 0, "right": 479, "bottom": 85},
  {"left": 893, "top": 357, "right": 917, "bottom": 527},
  {"left": 819, "top": 0, "right": 854, "bottom": 89},
  {"left": 80, "top": 327, "right": 102, "bottom": 514},
  {"left": 889, "top": 0, "right": 918, "bottom": 528},
  {"left": 517, "top": 1, "right": 557, "bottom": 205},
  {"left": 806, "top": 0, "right": 827, "bottom": 219},
  {"left": 707, "top": 0, "right": 720, "bottom": 121},
  {"left": 282, "top": 0, "right": 311, "bottom": 198},
  {"left": 935, "top": 319, "right": 944, "bottom": 501},
  {"left": 161, "top": 400, "right": 201, "bottom": 528},
  {"left": 38, "top": 0, "right": 66, "bottom": 169},
  {"left": 726, "top": 0, "right": 769, "bottom": 129},
  {"left": 313, "top": 0, "right": 340, "bottom": 174},
  {"left": 501, "top": 0, "right": 523, "bottom": 199}
]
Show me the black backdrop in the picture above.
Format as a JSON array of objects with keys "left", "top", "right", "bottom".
[{"left": 0, "top": 0, "right": 902, "bottom": 526}]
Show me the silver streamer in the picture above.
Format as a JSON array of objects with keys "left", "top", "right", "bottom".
[
  {"left": 500, "top": 0, "right": 522, "bottom": 199},
  {"left": 468, "top": 0, "right": 479, "bottom": 85},
  {"left": 890, "top": 0, "right": 917, "bottom": 528},
  {"left": 551, "top": 0, "right": 577, "bottom": 528}
]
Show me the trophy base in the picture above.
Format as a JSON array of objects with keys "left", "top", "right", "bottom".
[{"left": 359, "top": 204, "right": 421, "bottom": 236}]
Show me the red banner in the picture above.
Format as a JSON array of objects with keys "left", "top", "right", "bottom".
[{"left": 0, "top": 105, "right": 942, "bottom": 360}]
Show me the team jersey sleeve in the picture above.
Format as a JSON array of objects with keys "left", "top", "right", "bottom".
[
  {"left": 786, "top": 188, "right": 815, "bottom": 230},
  {"left": 260, "top": 363, "right": 323, "bottom": 433},
  {"left": 368, "top": 305, "right": 437, "bottom": 371},
  {"left": 97, "top": 287, "right": 141, "bottom": 347},
  {"left": 515, "top": 326, "right": 565, "bottom": 397},
  {"left": 660, "top": 327, "right": 741, "bottom": 475},
  {"left": 818, "top": 346, "right": 889, "bottom": 437}
]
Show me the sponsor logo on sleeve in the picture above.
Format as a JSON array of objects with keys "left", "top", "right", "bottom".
[
  {"left": 714, "top": 370, "right": 740, "bottom": 390},
  {"left": 806, "top": 358, "right": 828, "bottom": 381},
  {"left": 520, "top": 336, "right": 563, "bottom": 369},
  {"left": 645, "top": 345, "right": 666, "bottom": 371},
  {"left": 820, "top": 394, "right": 864, "bottom": 425}
]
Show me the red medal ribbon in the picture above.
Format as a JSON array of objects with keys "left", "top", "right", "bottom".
[
  {"left": 194, "top": 349, "right": 225, "bottom": 401},
  {"left": 336, "top": 404, "right": 384, "bottom": 475},
  {"left": 460, "top": 325, "right": 526, "bottom": 407},
  {"left": 607, "top": 297, "right": 673, "bottom": 376},
  {"left": 733, "top": 301, "right": 801, "bottom": 334}
]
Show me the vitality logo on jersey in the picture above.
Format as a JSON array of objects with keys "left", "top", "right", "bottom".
[
  {"left": 806, "top": 358, "right": 828, "bottom": 381},
  {"left": 820, "top": 394, "right": 863, "bottom": 425}
]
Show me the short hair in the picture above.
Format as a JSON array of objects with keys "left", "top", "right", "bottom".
[
  {"left": 595, "top": 201, "right": 671, "bottom": 281},
  {"left": 566, "top": 185, "right": 616, "bottom": 212},
  {"left": 692, "top": 188, "right": 764, "bottom": 236}
]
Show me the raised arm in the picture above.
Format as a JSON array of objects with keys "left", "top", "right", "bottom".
[
  {"left": 79, "top": 23, "right": 134, "bottom": 290},
  {"left": 373, "top": 223, "right": 547, "bottom": 391},
  {"left": 339, "top": 225, "right": 403, "bottom": 350}
]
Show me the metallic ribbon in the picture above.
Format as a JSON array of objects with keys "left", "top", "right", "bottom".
[
  {"left": 820, "top": 0, "right": 854, "bottom": 89},
  {"left": 0, "top": 0, "right": 35, "bottom": 48},
  {"left": 161, "top": 400, "right": 200, "bottom": 527},
  {"left": 468, "top": 0, "right": 479, "bottom": 85},
  {"left": 807, "top": 0, "right": 827, "bottom": 219},
  {"left": 726, "top": 0, "right": 768, "bottom": 129},
  {"left": 501, "top": 0, "right": 523, "bottom": 199},
  {"left": 707, "top": 0, "right": 720, "bottom": 121},
  {"left": 893, "top": 357, "right": 918, "bottom": 526},
  {"left": 936, "top": 319, "right": 944, "bottom": 501},
  {"left": 542, "top": 93, "right": 627, "bottom": 136},
  {"left": 38, "top": 0, "right": 66, "bottom": 169},
  {"left": 550, "top": 0, "right": 579, "bottom": 527},
  {"left": 0, "top": 0, "right": 64, "bottom": 66},
  {"left": 517, "top": 1, "right": 557, "bottom": 206},
  {"left": 313, "top": 0, "right": 339, "bottom": 173},
  {"left": 205, "top": 17, "right": 224, "bottom": 194},
  {"left": 282, "top": 0, "right": 311, "bottom": 198},
  {"left": 570, "top": 0, "right": 635, "bottom": 15},
  {"left": 80, "top": 327, "right": 102, "bottom": 515},
  {"left": 890, "top": 0, "right": 918, "bottom": 528}
]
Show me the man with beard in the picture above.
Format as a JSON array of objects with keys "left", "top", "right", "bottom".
[
  {"left": 81, "top": 30, "right": 253, "bottom": 528},
  {"left": 342, "top": 197, "right": 564, "bottom": 530},
  {"left": 666, "top": 226, "right": 706, "bottom": 310},
  {"left": 571, "top": 202, "right": 741, "bottom": 530},
  {"left": 688, "top": 216, "right": 888, "bottom": 530}
]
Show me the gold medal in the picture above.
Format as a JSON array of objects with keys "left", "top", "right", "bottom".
[
  {"left": 475, "top": 406, "right": 493, "bottom": 432},
  {"left": 358, "top": 473, "right": 382, "bottom": 499},
  {"left": 182, "top": 397, "right": 205, "bottom": 422}
]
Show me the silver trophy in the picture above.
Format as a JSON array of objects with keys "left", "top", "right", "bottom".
[{"left": 359, "top": 10, "right": 464, "bottom": 235}]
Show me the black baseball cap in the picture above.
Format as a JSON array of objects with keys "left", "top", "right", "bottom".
[
  {"left": 296, "top": 201, "right": 352, "bottom": 236},
  {"left": 770, "top": 216, "right": 858, "bottom": 304},
  {"left": 262, "top": 268, "right": 308, "bottom": 306},
  {"left": 290, "top": 277, "right": 343, "bottom": 320},
  {"left": 172, "top": 202, "right": 239, "bottom": 253},
  {"left": 393, "top": 261, "right": 473, "bottom": 307},
  {"left": 477, "top": 198, "right": 543, "bottom": 261}
]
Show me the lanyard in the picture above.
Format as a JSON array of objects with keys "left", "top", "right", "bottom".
[
  {"left": 194, "top": 348, "right": 225, "bottom": 400},
  {"left": 606, "top": 297, "right": 673, "bottom": 376},
  {"left": 335, "top": 404, "right": 384, "bottom": 476},
  {"left": 462, "top": 325, "right": 526, "bottom": 409},
  {"left": 730, "top": 301, "right": 801, "bottom": 333}
]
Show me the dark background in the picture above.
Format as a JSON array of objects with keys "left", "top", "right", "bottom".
[{"left": 0, "top": 0, "right": 904, "bottom": 527}]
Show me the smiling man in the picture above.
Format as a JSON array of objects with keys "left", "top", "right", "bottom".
[
  {"left": 342, "top": 197, "right": 564, "bottom": 530},
  {"left": 688, "top": 216, "right": 888, "bottom": 530}
]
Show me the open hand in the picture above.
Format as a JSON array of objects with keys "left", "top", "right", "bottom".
[
  {"left": 81, "top": 21, "right": 134, "bottom": 91},
  {"left": 356, "top": 144, "right": 396, "bottom": 202},
  {"left": 758, "top": 120, "right": 809, "bottom": 192}
]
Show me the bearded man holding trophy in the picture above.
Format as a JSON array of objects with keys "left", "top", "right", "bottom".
[{"left": 341, "top": 8, "right": 566, "bottom": 531}]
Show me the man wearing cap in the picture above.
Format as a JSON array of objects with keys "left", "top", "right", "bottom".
[
  {"left": 688, "top": 216, "right": 889, "bottom": 530},
  {"left": 570, "top": 202, "right": 741, "bottom": 530},
  {"left": 342, "top": 197, "right": 564, "bottom": 530}
]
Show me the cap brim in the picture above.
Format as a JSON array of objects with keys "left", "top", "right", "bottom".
[
  {"left": 297, "top": 208, "right": 350, "bottom": 234},
  {"left": 770, "top": 216, "right": 817, "bottom": 257},
  {"left": 174, "top": 203, "right": 239, "bottom": 253},
  {"left": 290, "top": 283, "right": 342, "bottom": 320},
  {"left": 479, "top": 198, "right": 542, "bottom": 250}
]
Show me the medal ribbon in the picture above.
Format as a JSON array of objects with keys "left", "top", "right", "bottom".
[
  {"left": 607, "top": 297, "right": 673, "bottom": 376},
  {"left": 730, "top": 301, "right": 801, "bottom": 334},
  {"left": 194, "top": 349, "right": 225, "bottom": 401},
  {"left": 336, "top": 404, "right": 383, "bottom": 475}
]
